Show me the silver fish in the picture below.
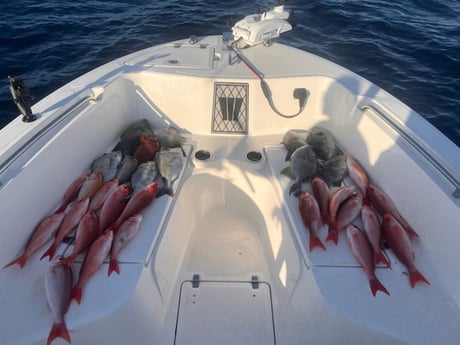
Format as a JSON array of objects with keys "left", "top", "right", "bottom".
[
  {"left": 45, "top": 261, "right": 73, "bottom": 345},
  {"left": 92, "top": 151, "right": 122, "bottom": 182},
  {"left": 306, "top": 126, "right": 342, "bottom": 161},
  {"left": 131, "top": 161, "right": 158, "bottom": 194},
  {"left": 318, "top": 154, "right": 348, "bottom": 186},
  {"left": 120, "top": 118, "right": 153, "bottom": 140},
  {"left": 281, "top": 129, "right": 308, "bottom": 161},
  {"left": 116, "top": 155, "right": 138, "bottom": 183},
  {"left": 157, "top": 126, "right": 186, "bottom": 155},
  {"left": 285, "top": 144, "right": 317, "bottom": 196},
  {"left": 155, "top": 148, "right": 183, "bottom": 196}
]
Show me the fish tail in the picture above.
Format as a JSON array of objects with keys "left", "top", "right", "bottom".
[
  {"left": 2, "top": 255, "right": 28, "bottom": 269},
  {"left": 108, "top": 259, "right": 120, "bottom": 276},
  {"left": 40, "top": 245, "right": 57, "bottom": 261},
  {"left": 71, "top": 286, "right": 83, "bottom": 305},
  {"left": 326, "top": 222, "right": 339, "bottom": 245},
  {"left": 309, "top": 236, "right": 326, "bottom": 252},
  {"left": 369, "top": 277, "right": 390, "bottom": 296},
  {"left": 409, "top": 269, "right": 430, "bottom": 288},
  {"left": 374, "top": 251, "right": 391, "bottom": 268},
  {"left": 47, "top": 321, "right": 71, "bottom": 345},
  {"left": 321, "top": 213, "right": 329, "bottom": 227}
]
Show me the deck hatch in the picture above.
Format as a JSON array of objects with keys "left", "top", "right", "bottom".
[
  {"left": 212, "top": 82, "right": 249, "bottom": 134},
  {"left": 175, "top": 280, "right": 275, "bottom": 345}
]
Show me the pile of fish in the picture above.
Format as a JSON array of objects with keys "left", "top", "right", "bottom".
[
  {"left": 2, "top": 119, "right": 186, "bottom": 345},
  {"left": 282, "top": 127, "right": 429, "bottom": 297}
]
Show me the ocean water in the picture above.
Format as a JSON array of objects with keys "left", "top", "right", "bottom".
[{"left": 1, "top": 0, "right": 459, "bottom": 146}]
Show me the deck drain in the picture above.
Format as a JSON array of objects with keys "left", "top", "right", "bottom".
[
  {"left": 246, "top": 151, "right": 262, "bottom": 162},
  {"left": 195, "top": 149, "right": 211, "bottom": 161}
]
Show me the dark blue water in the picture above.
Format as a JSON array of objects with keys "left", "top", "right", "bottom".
[{"left": 1, "top": 0, "right": 459, "bottom": 146}]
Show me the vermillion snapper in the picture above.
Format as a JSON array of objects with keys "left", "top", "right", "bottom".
[
  {"left": 382, "top": 213, "right": 429, "bottom": 288},
  {"left": 2, "top": 211, "right": 64, "bottom": 269},
  {"left": 346, "top": 224, "right": 390, "bottom": 297},
  {"left": 298, "top": 192, "right": 326, "bottom": 252},
  {"left": 109, "top": 214, "right": 143, "bottom": 276},
  {"left": 45, "top": 260, "right": 73, "bottom": 345}
]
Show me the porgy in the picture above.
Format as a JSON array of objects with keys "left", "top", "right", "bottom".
[{"left": 283, "top": 144, "right": 317, "bottom": 196}]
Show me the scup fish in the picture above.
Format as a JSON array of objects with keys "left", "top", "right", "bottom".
[
  {"left": 45, "top": 261, "right": 73, "bottom": 345},
  {"left": 133, "top": 134, "right": 160, "bottom": 163},
  {"left": 131, "top": 161, "right": 158, "bottom": 195},
  {"left": 367, "top": 184, "right": 419, "bottom": 239},
  {"left": 298, "top": 192, "right": 326, "bottom": 252},
  {"left": 120, "top": 118, "right": 153, "bottom": 140},
  {"left": 327, "top": 185, "right": 359, "bottom": 244},
  {"left": 306, "top": 127, "right": 342, "bottom": 161},
  {"left": 281, "top": 129, "right": 308, "bottom": 161},
  {"left": 108, "top": 214, "right": 143, "bottom": 276},
  {"left": 113, "top": 136, "right": 141, "bottom": 156},
  {"left": 77, "top": 171, "right": 103, "bottom": 201},
  {"left": 382, "top": 213, "right": 429, "bottom": 288},
  {"left": 3, "top": 211, "right": 65, "bottom": 269},
  {"left": 346, "top": 224, "right": 390, "bottom": 297},
  {"left": 56, "top": 172, "right": 89, "bottom": 213},
  {"left": 71, "top": 230, "right": 113, "bottom": 305},
  {"left": 346, "top": 156, "right": 369, "bottom": 198},
  {"left": 41, "top": 197, "right": 90, "bottom": 261},
  {"left": 60, "top": 211, "right": 99, "bottom": 267},
  {"left": 91, "top": 151, "right": 123, "bottom": 182},
  {"left": 311, "top": 176, "right": 330, "bottom": 226},
  {"left": 115, "top": 155, "right": 138, "bottom": 183},
  {"left": 317, "top": 154, "right": 348, "bottom": 186},
  {"left": 89, "top": 178, "right": 119, "bottom": 211},
  {"left": 155, "top": 148, "right": 183, "bottom": 197},
  {"left": 361, "top": 205, "right": 391, "bottom": 268},
  {"left": 157, "top": 126, "right": 186, "bottom": 155},
  {"left": 113, "top": 182, "right": 158, "bottom": 231},
  {"left": 285, "top": 144, "right": 317, "bottom": 196},
  {"left": 99, "top": 184, "right": 130, "bottom": 233}
]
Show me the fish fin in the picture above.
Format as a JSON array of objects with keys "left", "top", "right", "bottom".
[
  {"left": 47, "top": 321, "right": 71, "bottom": 345},
  {"left": 374, "top": 251, "right": 391, "bottom": 269},
  {"left": 59, "top": 256, "right": 74, "bottom": 267},
  {"left": 405, "top": 226, "right": 420, "bottom": 239},
  {"left": 71, "top": 286, "right": 83, "bottom": 305},
  {"left": 288, "top": 182, "right": 302, "bottom": 196},
  {"left": 369, "top": 277, "right": 390, "bottom": 296},
  {"left": 108, "top": 259, "right": 120, "bottom": 276},
  {"left": 326, "top": 222, "right": 339, "bottom": 245},
  {"left": 309, "top": 236, "right": 326, "bottom": 252},
  {"left": 281, "top": 166, "right": 295, "bottom": 179},
  {"left": 409, "top": 269, "right": 430, "bottom": 288},
  {"left": 2, "top": 255, "right": 28, "bottom": 269},
  {"left": 40, "top": 245, "right": 57, "bottom": 261}
]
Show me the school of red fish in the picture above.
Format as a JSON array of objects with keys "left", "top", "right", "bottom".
[
  {"left": 2, "top": 119, "right": 184, "bottom": 345},
  {"left": 297, "top": 151, "right": 430, "bottom": 297}
]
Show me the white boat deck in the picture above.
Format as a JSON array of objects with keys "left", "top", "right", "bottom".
[{"left": 0, "top": 35, "right": 459, "bottom": 345}]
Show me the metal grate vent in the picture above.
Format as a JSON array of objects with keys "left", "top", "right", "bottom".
[{"left": 212, "top": 82, "right": 249, "bottom": 134}]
